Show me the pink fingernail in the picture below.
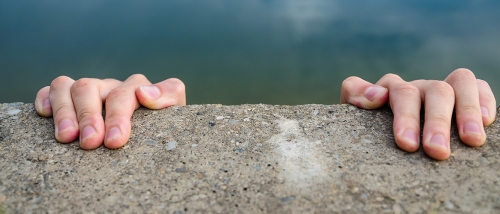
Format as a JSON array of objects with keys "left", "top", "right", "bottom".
[
  {"left": 106, "top": 127, "right": 121, "bottom": 141},
  {"left": 403, "top": 129, "right": 419, "bottom": 146},
  {"left": 464, "top": 121, "right": 482, "bottom": 135},
  {"left": 43, "top": 98, "right": 51, "bottom": 109},
  {"left": 481, "top": 106, "right": 489, "bottom": 117},
  {"left": 429, "top": 134, "right": 448, "bottom": 149},
  {"left": 140, "top": 85, "right": 160, "bottom": 100},
  {"left": 364, "top": 85, "right": 386, "bottom": 101},
  {"left": 57, "top": 119, "right": 75, "bottom": 135},
  {"left": 80, "top": 126, "right": 97, "bottom": 142}
]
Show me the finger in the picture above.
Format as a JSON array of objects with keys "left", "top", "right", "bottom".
[
  {"left": 377, "top": 74, "right": 421, "bottom": 153},
  {"left": 104, "top": 74, "right": 152, "bottom": 149},
  {"left": 412, "top": 80, "right": 455, "bottom": 160},
  {"left": 477, "top": 79, "right": 496, "bottom": 126},
  {"left": 340, "top": 76, "right": 388, "bottom": 109},
  {"left": 136, "top": 78, "right": 187, "bottom": 109},
  {"left": 48, "top": 76, "right": 80, "bottom": 143},
  {"left": 445, "top": 68, "right": 486, "bottom": 147},
  {"left": 100, "top": 79, "right": 123, "bottom": 101},
  {"left": 70, "top": 78, "right": 107, "bottom": 149},
  {"left": 34, "top": 86, "right": 52, "bottom": 117}
]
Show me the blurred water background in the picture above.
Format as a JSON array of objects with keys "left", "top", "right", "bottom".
[{"left": 1, "top": 0, "right": 499, "bottom": 105}]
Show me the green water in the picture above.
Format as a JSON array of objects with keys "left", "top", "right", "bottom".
[{"left": 1, "top": 0, "right": 499, "bottom": 105}]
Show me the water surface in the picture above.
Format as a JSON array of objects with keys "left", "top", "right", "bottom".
[{"left": 1, "top": 0, "right": 499, "bottom": 105}]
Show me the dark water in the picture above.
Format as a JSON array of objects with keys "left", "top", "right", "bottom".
[{"left": 1, "top": 0, "right": 500, "bottom": 105}]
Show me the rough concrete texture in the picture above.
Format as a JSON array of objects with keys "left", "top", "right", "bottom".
[{"left": 1, "top": 103, "right": 500, "bottom": 213}]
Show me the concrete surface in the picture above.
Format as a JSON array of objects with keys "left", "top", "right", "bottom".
[{"left": 1, "top": 102, "right": 499, "bottom": 213}]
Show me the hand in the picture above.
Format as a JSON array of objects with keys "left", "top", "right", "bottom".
[
  {"left": 34, "top": 74, "right": 186, "bottom": 150},
  {"left": 340, "top": 68, "right": 496, "bottom": 160}
]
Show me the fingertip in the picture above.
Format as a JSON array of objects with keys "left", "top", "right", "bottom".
[
  {"left": 136, "top": 78, "right": 186, "bottom": 109},
  {"left": 340, "top": 76, "right": 387, "bottom": 109},
  {"left": 138, "top": 85, "right": 161, "bottom": 100},
  {"left": 426, "top": 150, "right": 451, "bottom": 161},
  {"left": 104, "top": 126, "right": 129, "bottom": 149},
  {"left": 54, "top": 118, "right": 79, "bottom": 143},
  {"left": 104, "top": 140, "right": 127, "bottom": 149},
  {"left": 460, "top": 132, "right": 486, "bottom": 147},
  {"left": 136, "top": 87, "right": 164, "bottom": 109},
  {"left": 477, "top": 79, "right": 496, "bottom": 126},
  {"left": 424, "top": 146, "right": 451, "bottom": 160},
  {"left": 363, "top": 85, "right": 389, "bottom": 109},
  {"left": 35, "top": 86, "right": 53, "bottom": 117},
  {"left": 364, "top": 85, "right": 387, "bottom": 101},
  {"left": 480, "top": 106, "right": 496, "bottom": 126},
  {"left": 79, "top": 124, "right": 105, "bottom": 150},
  {"left": 423, "top": 133, "right": 451, "bottom": 161},
  {"left": 456, "top": 120, "right": 486, "bottom": 147},
  {"left": 136, "top": 85, "right": 172, "bottom": 109},
  {"left": 39, "top": 98, "right": 53, "bottom": 117},
  {"left": 395, "top": 129, "right": 420, "bottom": 152},
  {"left": 162, "top": 78, "right": 186, "bottom": 106},
  {"left": 80, "top": 140, "right": 103, "bottom": 150}
]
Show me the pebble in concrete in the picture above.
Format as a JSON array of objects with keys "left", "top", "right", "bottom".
[{"left": 167, "top": 141, "right": 177, "bottom": 150}]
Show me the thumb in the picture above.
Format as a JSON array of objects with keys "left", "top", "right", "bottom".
[
  {"left": 340, "top": 76, "right": 388, "bottom": 109},
  {"left": 136, "top": 78, "right": 186, "bottom": 109}
]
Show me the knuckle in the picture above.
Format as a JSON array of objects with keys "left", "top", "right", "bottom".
[
  {"left": 107, "top": 87, "right": 132, "bottom": 99},
  {"left": 452, "top": 68, "right": 474, "bottom": 77},
  {"left": 71, "top": 78, "right": 94, "bottom": 90},
  {"left": 476, "top": 79, "right": 490, "bottom": 87},
  {"left": 165, "top": 78, "right": 186, "bottom": 94},
  {"left": 449, "top": 68, "right": 476, "bottom": 82},
  {"left": 431, "top": 80, "right": 453, "bottom": 93},
  {"left": 430, "top": 114, "right": 451, "bottom": 127},
  {"left": 104, "top": 111, "right": 127, "bottom": 124},
  {"left": 36, "top": 86, "right": 50, "bottom": 98},
  {"left": 341, "top": 76, "right": 361, "bottom": 89},
  {"left": 393, "top": 83, "right": 420, "bottom": 97},
  {"left": 382, "top": 73, "right": 402, "bottom": 81},
  {"left": 70, "top": 78, "right": 98, "bottom": 96},
  {"left": 52, "top": 102, "right": 73, "bottom": 116},
  {"left": 399, "top": 112, "right": 420, "bottom": 123},
  {"left": 431, "top": 80, "right": 453, "bottom": 92},
  {"left": 476, "top": 79, "right": 495, "bottom": 101},
  {"left": 103, "top": 78, "right": 116, "bottom": 81},
  {"left": 127, "top": 74, "right": 148, "bottom": 82},
  {"left": 459, "top": 104, "right": 479, "bottom": 113},
  {"left": 50, "top": 76, "right": 74, "bottom": 89},
  {"left": 76, "top": 109, "right": 99, "bottom": 124},
  {"left": 410, "top": 79, "right": 425, "bottom": 84}
]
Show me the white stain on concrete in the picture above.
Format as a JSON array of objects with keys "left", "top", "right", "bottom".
[
  {"left": 7, "top": 109, "right": 21, "bottom": 115},
  {"left": 269, "top": 118, "right": 329, "bottom": 192}
]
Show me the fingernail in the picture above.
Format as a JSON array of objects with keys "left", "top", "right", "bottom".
[
  {"left": 364, "top": 85, "right": 387, "bottom": 101},
  {"left": 80, "top": 126, "right": 97, "bottom": 142},
  {"left": 140, "top": 85, "right": 160, "bottom": 100},
  {"left": 464, "top": 121, "right": 482, "bottom": 135},
  {"left": 106, "top": 127, "right": 121, "bottom": 141},
  {"left": 429, "top": 134, "right": 448, "bottom": 149},
  {"left": 403, "top": 129, "right": 419, "bottom": 146},
  {"left": 43, "top": 98, "right": 51, "bottom": 109},
  {"left": 57, "top": 119, "right": 75, "bottom": 135},
  {"left": 481, "top": 106, "right": 489, "bottom": 117}
]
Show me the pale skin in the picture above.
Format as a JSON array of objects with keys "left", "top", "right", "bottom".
[
  {"left": 35, "top": 68, "right": 496, "bottom": 160},
  {"left": 34, "top": 74, "right": 186, "bottom": 150}
]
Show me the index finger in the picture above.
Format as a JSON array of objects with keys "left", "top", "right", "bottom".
[{"left": 103, "top": 74, "right": 152, "bottom": 149}]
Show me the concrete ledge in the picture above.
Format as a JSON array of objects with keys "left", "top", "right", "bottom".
[{"left": 1, "top": 103, "right": 500, "bottom": 213}]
